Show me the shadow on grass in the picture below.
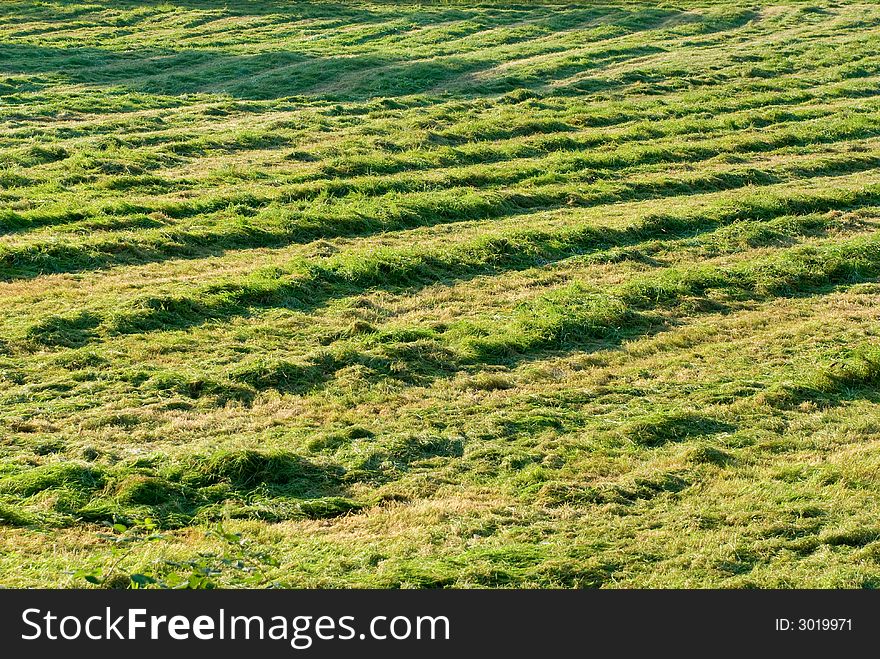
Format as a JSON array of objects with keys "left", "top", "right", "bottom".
[{"left": 0, "top": 1, "right": 749, "bottom": 102}]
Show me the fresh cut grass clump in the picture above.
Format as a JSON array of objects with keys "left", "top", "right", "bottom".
[{"left": 2, "top": 0, "right": 880, "bottom": 588}]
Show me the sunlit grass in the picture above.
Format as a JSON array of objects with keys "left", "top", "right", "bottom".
[{"left": 1, "top": 0, "right": 880, "bottom": 588}]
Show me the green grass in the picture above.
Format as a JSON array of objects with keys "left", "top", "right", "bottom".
[{"left": 2, "top": 0, "right": 880, "bottom": 588}]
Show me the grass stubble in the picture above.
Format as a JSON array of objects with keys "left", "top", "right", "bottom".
[{"left": 1, "top": 0, "right": 880, "bottom": 587}]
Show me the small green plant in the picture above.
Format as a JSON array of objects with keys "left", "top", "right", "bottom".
[
  {"left": 149, "top": 525, "right": 281, "bottom": 589},
  {"left": 72, "top": 519, "right": 279, "bottom": 589},
  {"left": 71, "top": 517, "right": 164, "bottom": 589}
]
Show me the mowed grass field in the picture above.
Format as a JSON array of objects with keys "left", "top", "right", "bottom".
[{"left": 1, "top": 0, "right": 880, "bottom": 588}]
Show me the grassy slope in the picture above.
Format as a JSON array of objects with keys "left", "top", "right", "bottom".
[{"left": 1, "top": 0, "right": 880, "bottom": 587}]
